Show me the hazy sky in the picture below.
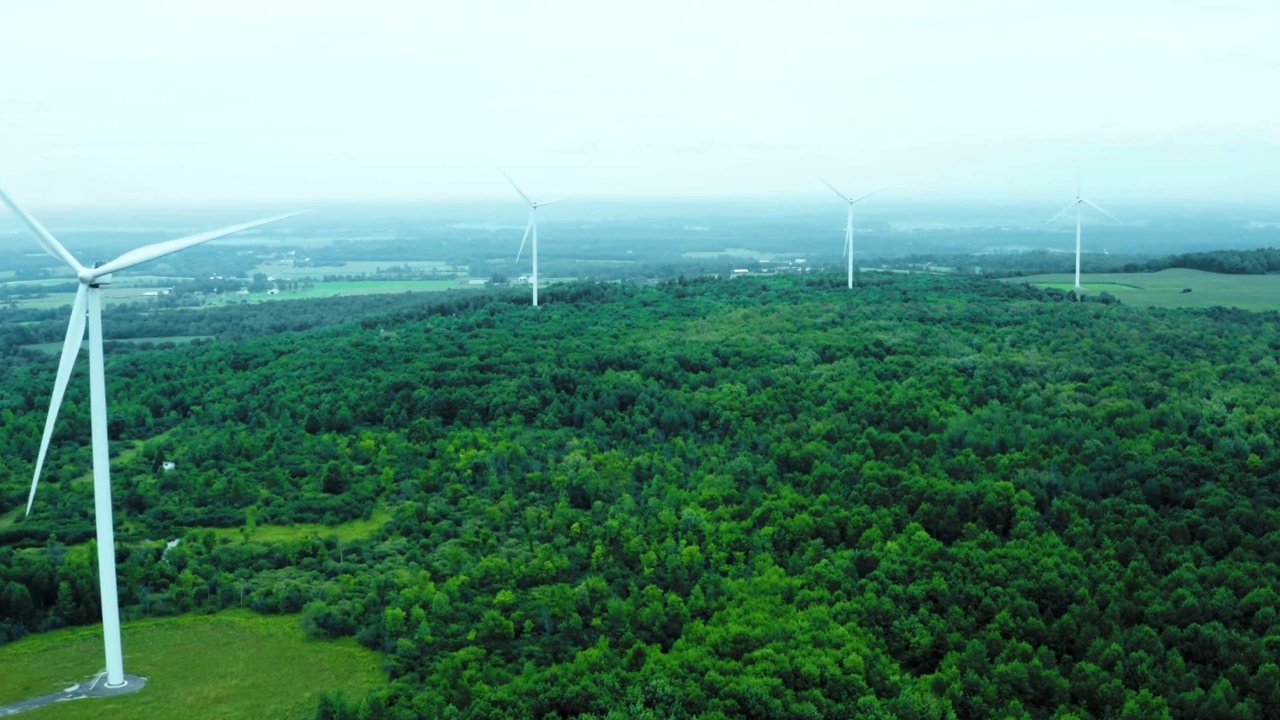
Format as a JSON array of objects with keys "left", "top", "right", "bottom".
[{"left": 2, "top": 0, "right": 1278, "bottom": 206}]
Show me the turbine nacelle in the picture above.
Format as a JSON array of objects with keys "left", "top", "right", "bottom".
[
  {"left": 819, "top": 177, "right": 888, "bottom": 206},
  {"left": 84, "top": 261, "right": 112, "bottom": 286},
  {"left": 1046, "top": 193, "right": 1120, "bottom": 226}
]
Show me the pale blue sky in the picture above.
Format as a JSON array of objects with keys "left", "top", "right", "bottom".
[{"left": 1, "top": 0, "right": 1277, "bottom": 206}]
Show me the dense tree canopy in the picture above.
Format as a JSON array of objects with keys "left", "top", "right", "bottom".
[{"left": 2, "top": 273, "right": 1279, "bottom": 719}]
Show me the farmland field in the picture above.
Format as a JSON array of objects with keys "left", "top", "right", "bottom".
[
  {"left": 5, "top": 279, "right": 488, "bottom": 313},
  {"left": 250, "top": 259, "right": 461, "bottom": 278},
  {"left": 1, "top": 286, "right": 160, "bottom": 310},
  {"left": 0, "top": 611, "right": 384, "bottom": 719},
  {"left": 201, "top": 279, "right": 481, "bottom": 305},
  {"left": 1012, "top": 268, "right": 1280, "bottom": 311}
]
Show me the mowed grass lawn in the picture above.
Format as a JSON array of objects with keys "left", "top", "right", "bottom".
[
  {"left": 0, "top": 611, "right": 384, "bottom": 719},
  {"left": 1012, "top": 268, "right": 1280, "bottom": 311}
]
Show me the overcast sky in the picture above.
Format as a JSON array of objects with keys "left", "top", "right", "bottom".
[{"left": 1, "top": 0, "right": 1278, "bottom": 206}]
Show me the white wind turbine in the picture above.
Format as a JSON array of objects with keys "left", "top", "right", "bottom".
[
  {"left": 500, "top": 169, "right": 571, "bottom": 307},
  {"left": 1047, "top": 181, "right": 1119, "bottom": 290},
  {"left": 0, "top": 187, "right": 302, "bottom": 690},
  {"left": 819, "top": 178, "right": 886, "bottom": 289}
]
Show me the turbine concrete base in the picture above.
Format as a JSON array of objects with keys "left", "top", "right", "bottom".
[
  {"left": 0, "top": 673, "right": 146, "bottom": 717},
  {"left": 86, "top": 672, "right": 147, "bottom": 696}
]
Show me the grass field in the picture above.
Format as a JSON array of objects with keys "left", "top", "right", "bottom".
[
  {"left": 6, "top": 279, "right": 486, "bottom": 313},
  {"left": 199, "top": 279, "right": 480, "bottom": 307},
  {"left": 1013, "top": 268, "right": 1280, "bottom": 311},
  {"left": 251, "top": 260, "right": 460, "bottom": 278},
  {"left": 4, "top": 271, "right": 477, "bottom": 313},
  {"left": 0, "top": 611, "right": 384, "bottom": 719},
  {"left": 2, "top": 275, "right": 188, "bottom": 290},
  {"left": 210, "top": 506, "right": 393, "bottom": 544},
  {"left": 3, "top": 286, "right": 160, "bottom": 311}
]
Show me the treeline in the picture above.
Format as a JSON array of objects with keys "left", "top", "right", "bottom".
[
  {"left": 0, "top": 288, "right": 527, "bottom": 352},
  {"left": 895, "top": 247, "right": 1280, "bottom": 278},
  {"left": 890, "top": 250, "right": 1144, "bottom": 278},
  {"left": 1, "top": 274, "right": 1279, "bottom": 718},
  {"left": 1155, "top": 247, "right": 1280, "bottom": 275}
]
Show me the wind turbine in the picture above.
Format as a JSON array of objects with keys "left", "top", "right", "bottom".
[
  {"left": 819, "top": 178, "right": 886, "bottom": 289},
  {"left": 1047, "top": 181, "right": 1119, "bottom": 290},
  {"left": 500, "top": 169, "right": 570, "bottom": 307},
  {"left": 0, "top": 186, "right": 302, "bottom": 690}
]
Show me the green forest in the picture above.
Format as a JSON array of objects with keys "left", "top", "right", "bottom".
[{"left": 2, "top": 273, "right": 1279, "bottom": 719}]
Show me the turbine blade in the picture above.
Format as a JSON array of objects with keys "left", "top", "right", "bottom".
[
  {"left": 90, "top": 211, "right": 305, "bottom": 279},
  {"left": 27, "top": 285, "right": 89, "bottom": 515},
  {"left": 849, "top": 185, "right": 889, "bottom": 205},
  {"left": 516, "top": 215, "right": 533, "bottom": 262},
  {"left": 818, "top": 177, "right": 852, "bottom": 203},
  {"left": 0, "top": 185, "right": 86, "bottom": 273},
  {"left": 1080, "top": 198, "right": 1120, "bottom": 223},
  {"left": 536, "top": 196, "right": 574, "bottom": 207},
  {"left": 1046, "top": 200, "right": 1079, "bottom": 225},
  {"left": 844, "top": 208, "right": 853, "bottom": 256},
  {"left": 499, "top": 168, "right": 534, "bottom": 207}
]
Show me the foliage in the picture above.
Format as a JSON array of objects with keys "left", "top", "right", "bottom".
[{"left": 2, "top": 273, "right": 1279, "bottom": 718}]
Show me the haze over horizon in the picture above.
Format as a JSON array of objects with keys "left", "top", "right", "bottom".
[{"left": 2, "top": 0, "right": 1279, "bottom": 206}]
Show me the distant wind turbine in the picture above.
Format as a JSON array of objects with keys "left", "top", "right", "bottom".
[
  {"left": 1047, "top": 181, "right": 1119, "bottom": 290},
  {"left": 0, "top": 186, "right": 303, "bottom": 690},
  {"left": 819, "top": 178, "right": 886, "bottom": 288},
  {"left": 500, "top": 169, "right": 571, "bottom": 307}
]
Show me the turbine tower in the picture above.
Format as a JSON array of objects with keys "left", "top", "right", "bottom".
[
  {"left": 819, "top": 178, "right": 886, "bottom": 289},
  {"left": 500, "top": 169, "right": 570, "bottom": 307},
  {"left": 1047, "top": 181, "right": 1119, "bottom": 290},
  {"left": 0, "top": 187, "right": 302, "bottom": 690}
]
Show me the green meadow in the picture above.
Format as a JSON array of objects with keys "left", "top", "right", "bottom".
[
  {"left": 209, "top": 506, "right": 393, "bottom": 544},
  {"left": 1013, "top": 268, "right": 1280, "bottom": 311},
  {"left": 0, "top": 611, "right": 384, "bottom": 719}
]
